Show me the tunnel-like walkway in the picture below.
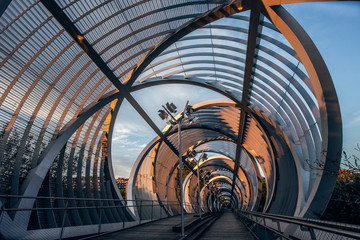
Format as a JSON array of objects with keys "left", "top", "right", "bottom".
[{"left": 0, "top": 0, "right": 353, "bottom": 239}]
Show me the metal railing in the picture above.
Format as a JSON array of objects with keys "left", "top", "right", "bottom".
[
  {"left": 235, "top": 210, "right": 360, "bottom": 240},
  {"left": 0, "top": 195, "right": 193, "bottom": 239}
]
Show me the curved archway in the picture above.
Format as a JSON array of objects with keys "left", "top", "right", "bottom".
[{"left": 0, "top": 1, "right": 344, "bottom": 239}]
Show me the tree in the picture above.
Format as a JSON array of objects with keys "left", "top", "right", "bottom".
[
  {"left": 341, "top": 144, "right": 360, "bottom": 174},
  {"left": 305, "top": 144, "right": 360, "bottom": 175},
  {"left": 321, "top": 169, "right": 360, "bottom": 225},
  {"left": 120, "top": 189, "right": 126, "bottom": 199},
  {"left": 257, "top": 178, "right": 267, "bottom": 212},
  {"left": 175, "top": 159, "right": 196, "bottom": 197},
  {"left": 0, "top": 126, "right": 36, "bottom": 194}
]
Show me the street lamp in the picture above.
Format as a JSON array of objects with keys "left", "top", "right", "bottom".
[
  {"left": 187, "top": 150, "right": 207, "bottom": 219},
  {"left": 158, "top": 101, "right": 193, "bottom": 237},
  {"left": 202, "top": 172, "right": 210, "bottom": 213}
]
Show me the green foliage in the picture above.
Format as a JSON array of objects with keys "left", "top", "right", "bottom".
[
  {"left": 257, "top": 178, "right": 267, "bottom": 212},
  {"left": 0, "top": 126, "right": 36, "bottom": 194},
  {"left": 120, "top": 189, "right": 126, "bottom": 199},
  {"left": 321, "top": 170, "right": 360, "bottom": 225},
  {"left": 175, "top": 159, "right": 197, "bottom": 196}
]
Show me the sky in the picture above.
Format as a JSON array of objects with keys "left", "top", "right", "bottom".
[{"left": 111, "top": 1, "right": 360, "bottom": 178}]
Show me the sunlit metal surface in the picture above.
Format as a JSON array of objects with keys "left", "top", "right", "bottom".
[{"left": 0, "top": 0, "right": 342, "bottom": 239}]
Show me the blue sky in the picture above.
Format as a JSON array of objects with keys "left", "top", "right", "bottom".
[{"left": 111, "top": 2, "right": 360, "bottom": 178}]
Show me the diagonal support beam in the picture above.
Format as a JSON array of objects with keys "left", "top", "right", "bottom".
[
  {"left": 0, "top": 0, "right": 11, "bottom": 18},
  {"left": 41, "top": 0, "right": 124, "bottom": 90},
  {"left": 231, "top": 2, "right": 263, "bottom": 199},
  {"left": 125, "top": 93, "right": 197, "bottom": 175}
]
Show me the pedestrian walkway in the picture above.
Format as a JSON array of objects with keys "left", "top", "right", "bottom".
[
  {"left": 91, "top": 214, "right": 195, "bottom": 240},
  {"left": 198, "top": 209, "right": 254, "bottom": 240},
  {"left": 88, "top": 210, "right": 254, "bottom": 240}
]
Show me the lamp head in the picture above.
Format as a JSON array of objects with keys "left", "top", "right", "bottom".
[
  {"left": 187, "top": 149, "right": 197, "bottom": 159},
  {"left": 158, "top": 110, "right": 168, "bottom": 120},
  {"left": 185, "top": 105, "right": 194, "bottom": 116},
  {"left": 166, "top": 102, "right": 177, "bottom": 113}
]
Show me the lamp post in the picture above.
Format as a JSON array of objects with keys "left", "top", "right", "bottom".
[
  {"left": 202, "top": 172, "right": 210, "bottom": 213},
  {"left": 197, "top": 156, "right": 201, "bottom": 219},
  {"left": 187, "top": 150, "right": 207, "bottom": 219},
  {"left": 158, "top": 101, "right": 193, "bottom": 237}
]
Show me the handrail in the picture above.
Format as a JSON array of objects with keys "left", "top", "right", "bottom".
[
  {"left": 0, "top": 194, "right": 196, "bottom": 239},
  {"left": 0, "top": 194, "right": 180, "bottom": 202},
  {"left": 235, "top": 210, "right": 360, "bottom": 239},
  {"left": 0, "top": 204, "right": 191, "bottom": 212},
  {"left": 244, "top": 211, "right": 360, "bottom": 234},
  {"left": 0, "top": 195, "right": 193, "bottom": 212}
]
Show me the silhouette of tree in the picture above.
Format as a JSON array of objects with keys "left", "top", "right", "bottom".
[
  {"left": 0, "top": 127, "right": 19, "bottom": 194},
  {"left": 0, "top": 126, "right": 36, "bottom": 194},
  {"left": 305, "top": 145, "right": 360, "bottom": 175},
  {"left": 307, "top": 144, "right": 359, "bottom": 224}
]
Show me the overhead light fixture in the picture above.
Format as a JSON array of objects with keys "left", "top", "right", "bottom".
[
  {"left": 77, "top": 35, "right": 84, "bottom": 41},
  {"left": 166, "top": 102, "right": 177, "bottom": 113},
  {"left": 185, "top": 105, "right": 194, "bottom": 116},
  {"left": 158, "top": 110, "right": 168, "bottom": 120},
  {"left": 187, "top": 149, "right": 197, "bottom": 159}
]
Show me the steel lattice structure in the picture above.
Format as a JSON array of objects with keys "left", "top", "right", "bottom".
[{"left": 0, "top": 0, "right": 342, "bottom": 239}]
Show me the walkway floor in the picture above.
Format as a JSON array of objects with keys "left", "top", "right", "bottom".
[
  {"left": 91, "top": 210, "right": 254, "bottom": 240},
  {"left": 92, "top": 214, "right": 195, "bottom": 240},
  {"left": 199, "top": 209, "right": 254, "bottom": 240}
]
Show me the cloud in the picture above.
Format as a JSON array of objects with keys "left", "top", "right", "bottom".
[
  {"left": 112, "top": 159, "right": 133, "bottom": 178},
  {"left": 113, "top": 121, "right": 151, "bottom": 136},
  {"left": 111, "top": 118, "right": 156, "bottom": 178},
  {"left": 344, "top": 110, "right": 360, "bottom": 128}
]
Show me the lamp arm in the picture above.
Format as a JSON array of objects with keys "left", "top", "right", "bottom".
[
  {"left": 162, "top": 105, "right": 176, "bottom": 122},
  {"left": 182, "top": 100, "right": 189, "bottom": 113}
]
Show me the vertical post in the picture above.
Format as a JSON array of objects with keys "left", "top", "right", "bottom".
[
  {"left": 197, "top": 159, "right": 201, "bottom": 219},
  {"left": 178, "top": 121, "right": 185, "bottom": 237},
  {"left": 139, "top": 200, "right": 142, "bottom": 224},
  {"left": 263, "top": 216, "right": 268, "bottom": 239},
  {"left": 160, "top": 202, "right": 162, "bottom": 219},
  {"left": 151, "top": 201, "right": 154, "bottom": 221},
  {"left": 98, "top": 201, "right": 103, "bottom": 234},
  {"left": 276, "top": 221, "right": 282, "bottom": 239},
  {"left": 203, "top": 177, "right": 206, "bottom": 213},
  {"left": 123, "top": 200, "right": 127, "bottom": 229},
  {"left": 59, "top": 199, "right": 69, "bottom": 240},
  {"left": 0, "top": 197, "right": 6, "bottom": 225},
  {"left": 308, "top": 227, "right": 317, "bottom": 240}
]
